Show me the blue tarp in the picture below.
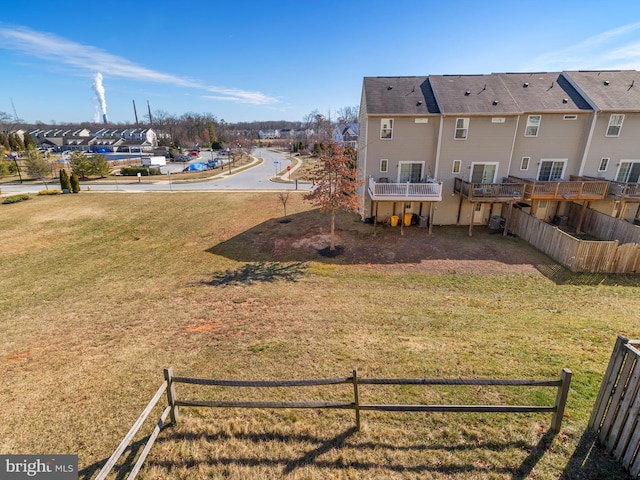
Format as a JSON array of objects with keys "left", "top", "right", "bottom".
[{"left": 185, "top": 162, "right": 208, "bottom": 171}]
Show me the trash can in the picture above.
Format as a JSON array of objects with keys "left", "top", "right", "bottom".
[
  {"left": 404, "top": 213, "right": 413, "bottom": 227},
  {"left": 418, "top": 215, "right": 429, "bottom": 228},
  {"left": 390, "top": 215, "right": 399, "bottom": 227}
]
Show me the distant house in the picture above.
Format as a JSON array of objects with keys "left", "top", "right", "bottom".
[
  {"left": 258, "top": 129, "right": 279, "bottom": 139},
  {"left": 22, "top": 127, "right": 158, "bottom": 153},
  {"left": 332, "top": 123, "right": 359, "bottom": 148}
]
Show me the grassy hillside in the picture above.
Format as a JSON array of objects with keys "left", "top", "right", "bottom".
[{"left": 0, "top": 192, "right": 638, "bottom": 479}]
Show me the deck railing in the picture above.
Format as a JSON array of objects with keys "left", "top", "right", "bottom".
[
  {"left": 453, "top": 177, "right": 525, "bottom": 202},
  {"left": 507, "top": 176, "right": 609, "bottom": 201},
  {"left": 368, "top": 177, "right": 442, "bottom": 201}
]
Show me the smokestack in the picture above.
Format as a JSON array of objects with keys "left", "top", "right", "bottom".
[
  {"left": 147, "top": 100, "right": 153, "bottom": 126},
  {"left": 133, "top": 100, "right": 139, "bottom": 125},
  {"left": 103, "top": 114, "right": 108, "bottom": 124}
]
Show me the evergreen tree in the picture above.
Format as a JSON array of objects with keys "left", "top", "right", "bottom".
[
  {"left": 89, "top": 153, "right": 110, "bottom": 177},
  {"left": 59, "top": 168, "right": 71, "bottom": 191},
  {"left": 69, "top": 151, "right": 92, "bottom": 178},
  {"left": 70, "top": 172, "right": 80, "bottom": 193},
  {"left": 24, "top": 147, "right": 50, "bottom": 185},
  {"left": 23, "top": 133, "right": 36, "bottom": 151}
]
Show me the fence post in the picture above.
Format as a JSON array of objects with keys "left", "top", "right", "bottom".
[
  {"left": 352, "top": 367, "right": 361, "bottom": 431},
  {"left": 551, "top": 368, "right": 572, "bottom": 433},
  {"left": 164, "top": 366, "right": 179, "bottom": 424}
]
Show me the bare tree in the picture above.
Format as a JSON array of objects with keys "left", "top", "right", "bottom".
[
  {"left": 336, "top": 106, "right": 359, "bottom": 124},
  {"left": 304, "top": 142, "right": 362, "bottom": 252}
]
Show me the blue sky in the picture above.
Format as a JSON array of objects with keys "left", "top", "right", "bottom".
[{"left": 2, "top": 0, "right": 640, "bottom": 125}]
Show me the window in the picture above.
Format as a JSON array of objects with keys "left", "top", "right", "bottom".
[
  {"left": 520, "top": 157, "right": 530, "bottom": 171},
  {"left": 598, "top": 158, "right": 609, "bottom": 172},
  {"left": 525, "top": 115, "right": 541, "bottom": 137},
  {"left": 380, "top": 118, "right": 393, "bottom": 139},
  {"left": 454, "top": 118, "right": 469, "bottom": 139},
  {"left": 616, "top": 161, "right": 640, "bottom": 183},
  {"left": 537, "top": 160, "right": 566, "bottom": 181},
  {"left": 379, "top": 159, "right": 388, "bottom": 173},
  {"left": 398, "top": 162, "right": 423, "bottom": 182},
  {"left": 563, "top": 115, "right": 577, "bottom": 120},
  {"left": 452, "top": 160, "right": 462, "bottom": 174},
  {"left": 606, "top": 114, "right": 624, "bottom": 136},
  {"left": 471, "top": 163, "right": 497, "bottom": 184}
]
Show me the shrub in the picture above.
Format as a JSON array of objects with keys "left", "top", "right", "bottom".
[
  {"left": 70, "top": 172, "right": 80, "bottom": 193},
  {"left": 2, "top": 194, "right": 30, "bottom": 204},
  {"left": 119, "top": 166, "right": 161, "bottom": 176},
  {"left": 38, "top": 189, "right": 61, "bottom": 195},
  {"left": 59, "top": 169, "right": 71, "bottom": 191}
]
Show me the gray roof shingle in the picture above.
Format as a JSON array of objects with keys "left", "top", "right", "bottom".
[
  {"left": 363, "top": 77, "right": 440, "bottom": 115},
  {"left": 563, "top": 70, "right": 640, "bottom": 111},
  {"left": 428, "top": 74, "right": 521, "bottom": 114},
  {"left": 497, "top": 72, "right": 591, "bottom": 111}
]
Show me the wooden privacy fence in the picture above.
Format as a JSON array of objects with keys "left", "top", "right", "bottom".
[
  {"left": 589, "top": 336, "right": 640, "bottom": 478},
  {"left": 510, "top": 208, "right": 640, "bottom": 273},
  {"left": 567, "top": 203, "right": 640, "bottom": 245},
  {"left": 96, "top": 366, "right": 572, "bottom": 480}
]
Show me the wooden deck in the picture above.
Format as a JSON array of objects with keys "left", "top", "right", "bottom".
[
  {"left": 453, "top": 177, "right": 525, "bottom": 202},
  {"left": 507, "top": 176, "right": 609, "bottom": 201}
]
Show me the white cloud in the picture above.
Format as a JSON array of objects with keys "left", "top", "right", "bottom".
[
  {"left": 0, "top": 25, "right": 278, "bottom": 105},
  {"left": 525, "top": 22, "right": 640, "bottom": 71}
]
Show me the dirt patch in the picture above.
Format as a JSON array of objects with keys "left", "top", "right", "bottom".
[{"left": 216, "top": 211, "right": 557, "bottom": 275}]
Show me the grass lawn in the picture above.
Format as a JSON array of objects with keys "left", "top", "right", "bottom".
[{"left": 0, "top": 192, "right": 638, "bottom": 479}]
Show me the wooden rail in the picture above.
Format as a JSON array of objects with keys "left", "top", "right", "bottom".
[
  {"left": 453, "top": 177, "right": 525, "bottom": 202},
  {"left": 97, "top": 366, "right": 572, "bottom": 479},
  {"left": 589, "top": 336, "right": 640, "bottom": 478},
  {"left": 508, "top": 176, "right": 609, "bottom": 201}
]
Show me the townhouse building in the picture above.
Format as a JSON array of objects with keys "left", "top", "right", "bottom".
[{"left": 358, "top": 70, "right": 640, "bottom": 230}]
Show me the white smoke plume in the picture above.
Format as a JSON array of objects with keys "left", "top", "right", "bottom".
[{"left": 92, "top": 73, "right": 108, "bottom": 122}]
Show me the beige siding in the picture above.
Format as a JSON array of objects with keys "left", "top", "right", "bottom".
[
  {"left": 365, "top": 116, "right": 439, "bottom": 181},
  {"left": 436, "top": 116, "right": 517, "bottom": 183},
  {"left": 510, "top": 113, "right": 591, "bottom": 179},
  {"left": 582, "top": 112, "right": 640, "bottom": 179}
]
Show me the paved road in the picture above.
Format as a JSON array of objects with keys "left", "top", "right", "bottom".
[{"left": 0, "top": 148, "right": 312, "bottom": 194}]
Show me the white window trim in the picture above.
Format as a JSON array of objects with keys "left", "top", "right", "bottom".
[
  {"left": 454, "top": 118, "right": 469, "bottom": 140},
  {"left": 379, "top": 159, "right": 388, "bottom": 173},
  {"left": 537, "top": 159, "right": 567, "bottom": 181},
  {"left": 469, "top": 162, "right": 499, "bottom": 183},
  {"left": 397, "top": 161, "right": 425, "bottom": 182},
  {"left": 380, "top": 118, "right": 393, "bottom": 140},
  {"left": 520, "top": 156, "right": 530, "bottom": 171},
  {"left": 452, "top": 160, "right": 462, "bottom": 174},
  {"left": 598, "top": 157, "right": 609, "bottom": 172},
  {"left": 606, "top": 114, "right": 624, "bottom": 137},
  {"left": 616, "top": 159, "right": 640, "bottom": 182},
  {"left": 525, "top": 115, "right": 541, "bottom": 137}
]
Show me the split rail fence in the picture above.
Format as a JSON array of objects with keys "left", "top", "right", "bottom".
[
  {"left": 589, "top": 336, "right": 640, "bottom": 478},
  {"left": 95, "top": 366, "right": 572, "bottom": 480}
]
